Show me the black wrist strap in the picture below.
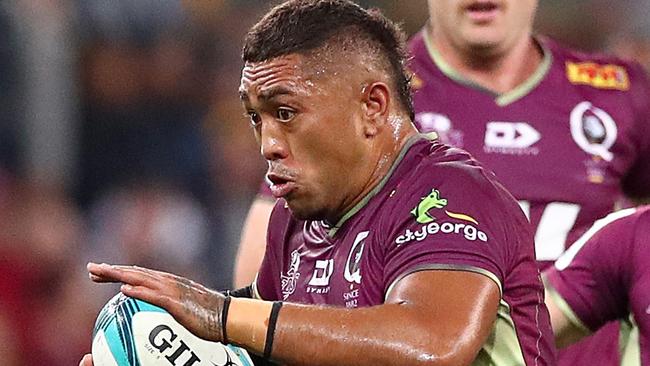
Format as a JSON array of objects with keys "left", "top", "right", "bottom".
[
  {"left": 263, "top": 301, "right": 283, "bottom": 359},
  {"left": 221, "top": 296, "right": 232, "bottom": 344},
  {"left": 227, "top": 285, "right": 254, "bottom": 298}
]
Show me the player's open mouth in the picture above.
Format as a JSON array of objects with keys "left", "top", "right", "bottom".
[
  {"left": 465, "top": 1, "right": 500, "bottom": 23},
  {"left": 267, "top": 173, "right": 297, "bottom": 198}
]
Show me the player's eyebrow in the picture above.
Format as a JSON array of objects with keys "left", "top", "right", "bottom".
[{"left": 239, "top": 85, "right": 295, "bottom": 102}]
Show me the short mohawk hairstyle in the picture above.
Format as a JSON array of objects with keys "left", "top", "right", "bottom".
[{"left": 243, "top": 0, "right": 414, "bottom": 119}]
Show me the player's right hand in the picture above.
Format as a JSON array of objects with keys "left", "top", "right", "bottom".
[
  {"left": 87, "top": 262, "right": 227, "bottom": 343},
  {"left": 79, "top": 354, "right": 93, "bottom": 366}
]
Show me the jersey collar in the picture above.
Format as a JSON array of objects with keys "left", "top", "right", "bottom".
[
  {"left": 326, "top": 133, "right": 436, "bottom": 237},
  {"left": 422, "top": 30, "right": 552, "bottom": 106}
]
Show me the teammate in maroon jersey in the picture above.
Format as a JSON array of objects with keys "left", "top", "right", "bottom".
[
  {"left": 544, "top": 206, "right": 650, "bottom": 365},
  {"left": 79, "top": 1, "right": 556, "bottom": 365},
  {"left": 409, "top": 2, "right": 650, "bottom": 365}
]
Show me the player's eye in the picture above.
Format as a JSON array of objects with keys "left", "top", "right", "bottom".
[
  {"left": 277, "top": 108, "right": 295, "bottom": 123},
  {"left": 246, "top": 111, "right": 261, "bottom": 127}
]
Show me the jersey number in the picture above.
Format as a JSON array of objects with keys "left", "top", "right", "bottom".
[{"left": 518, "top": 201, "right": 580, "bottom": 261}]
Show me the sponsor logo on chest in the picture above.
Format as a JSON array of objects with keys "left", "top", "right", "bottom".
[
  {"left": 300, "top": 231, "right": 370, "bottom": 303},
  {"left": 396, "top": 188, "right": 488, "bottom": 245},
  {"left": 306, "top": 259, "right": 334, "bottom": 294},
  {"left": 483, "top": 122, "right": 541, "bottom": 155},
  {"left": 566, "top": 61, "right": 629, "bottom": 90}
]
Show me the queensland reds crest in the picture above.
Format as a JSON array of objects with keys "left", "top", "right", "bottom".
[
  {"left": 570, "top": 101, "right": 617, "bottom": 161},
  {"left": 345, "top": 231, "right": 369, "bottom": 284},
  {"left": 280, "top": 250, "right": 301, "bottom": 299}
]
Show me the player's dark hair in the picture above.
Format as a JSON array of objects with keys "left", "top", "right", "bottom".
[{"left": 243, "top": 0, "right": 414, "bottom": 120}]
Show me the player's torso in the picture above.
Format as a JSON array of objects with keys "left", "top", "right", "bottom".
[
  {"left": 264, "top": 140, "right": 556, "bottom": 365},
  {"left": 270, "top": 139, "right": 499, "bottom": 308},
  {"left": 409, "top": 34, "right": 642, "bottom": 265},
  {"left": 275, "top": 215, "right": 387, "bottom": 308}
]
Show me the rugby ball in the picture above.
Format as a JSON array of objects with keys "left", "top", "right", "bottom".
[{"left": 92, "top": 293, "right": 253, "bottom": 366}]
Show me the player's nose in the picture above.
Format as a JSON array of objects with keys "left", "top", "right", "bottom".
[{"left": 260, "top": 121, "right": 289, "bottom": 161}]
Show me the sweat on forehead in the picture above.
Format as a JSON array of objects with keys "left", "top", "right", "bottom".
[
  {"left": 241, "top": 38, "right": 385, "bottom": 86},
  {"left": 239, "top": 51, "right": 368, "bottom": 103},
  {"left": 302, "top": 33, "right": 387, "bottom": 76}
]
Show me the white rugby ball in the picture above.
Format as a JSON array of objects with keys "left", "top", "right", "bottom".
[{"left": 92, "top": 293, "right": 253, "bottom": 366}]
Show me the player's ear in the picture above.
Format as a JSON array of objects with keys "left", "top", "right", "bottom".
[{"left": 361, "top": 81, "right": 390, "bottom": 137}]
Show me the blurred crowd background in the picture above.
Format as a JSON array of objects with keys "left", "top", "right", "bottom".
[{"left": 0, "top": 1, "right": 648, "bottom": 364}]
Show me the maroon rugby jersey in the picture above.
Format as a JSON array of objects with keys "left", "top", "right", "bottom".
[
  {"left": 408, "top": 29, "right": 650, "bottom": 366},
  {"left": 255, "top": 136, "right": 556, "bottom": 365},
  {"left": 545, "top": 206, "right": 650, "bottom": 365},
  {"left": 409, "top": 30, "right": 650, "bottom": 266}
]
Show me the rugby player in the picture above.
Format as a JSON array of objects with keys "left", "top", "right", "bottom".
[
  {"left": 80, "top": 1, "right": 556, "bottom": 365},
  {"left": 544, "top": 206, "right": 650, "bottom": 365},
  {"left": 235, "top": 1, "right": 650, "bottom": 364}
]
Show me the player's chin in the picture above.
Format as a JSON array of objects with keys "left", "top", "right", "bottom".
[
  {"left": 285, "top": 196, "right": 327, "bottom": 221},
  {"left": 462, "top": 26, "right": 505, "bottom": 48}
]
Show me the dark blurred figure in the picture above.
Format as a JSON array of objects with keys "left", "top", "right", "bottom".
[
  {"left": 75, "top": 1, "right": 235, "bottom": 289},
  {"left": 0, "top": 3, "right": 23, "bottom": 175},
  {"left": 76, "top": 1, "right": 218, "bottom": 208},
  {"left": 606, "top": 1, "right": 650, "bottom": 73},
  {"left": 608, "top": 32, "right": 650, "bottom": 73}
]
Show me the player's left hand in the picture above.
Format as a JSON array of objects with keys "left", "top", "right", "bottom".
[{"left": 87, "top": 262, "right": 226, "bottom": 343}]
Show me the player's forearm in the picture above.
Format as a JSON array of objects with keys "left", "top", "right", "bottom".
[
  {"left": 226, "top": 298, "right": 479, "bottom": 366},
  {"left": 273, "top": 303, "right": 458, "bottom": 366}
]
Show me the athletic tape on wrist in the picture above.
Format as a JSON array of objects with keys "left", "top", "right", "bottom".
[
  {"left": 263, "top": 301, "right": 283, "bottom": 359},
  {"left": 221, "top": 296, "right": 232, "bottom": 344}
]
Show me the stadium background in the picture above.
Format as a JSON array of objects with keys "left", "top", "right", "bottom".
[{"left": 0, "top": 1, "right": 647, "bottom": 364}]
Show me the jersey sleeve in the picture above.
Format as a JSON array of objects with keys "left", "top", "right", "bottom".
[
  {"left": 622, "top": 63, "right": 650, "bottom": 200},
  {"left": 543, "top": 209, "right": 638, "bottom": 332},
  {"left": 381, "top": 162, "right": 528, "bottom": 297}
]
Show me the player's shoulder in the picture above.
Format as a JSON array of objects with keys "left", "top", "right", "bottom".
[
  {"left": 597, "top": 206, "right": 650, "bottom": 232},
  {"left": 382, "top": 138, "right": 529, "bottom": 250},
  {"left": 402, "top": 138, "right": 497, "bottom": 192},
  {"left": 542, "top": 36, "right": 648, "bottom": 92},
  {"left": 628, "top": 205, "right": 650, "bottom": 232},
  {"left": 576, "top": 207, "right": 649, "bottom": 252},
  {"left": 394, "top": 138, "right": 518, "bottom": 216}
]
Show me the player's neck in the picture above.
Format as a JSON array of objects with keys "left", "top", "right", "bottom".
[
  {"left": 431, "top": 32, "right": 543, "bottom": 94},
  {"left": 328, "top": 121, "right": 418, "bottom": 225}
]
